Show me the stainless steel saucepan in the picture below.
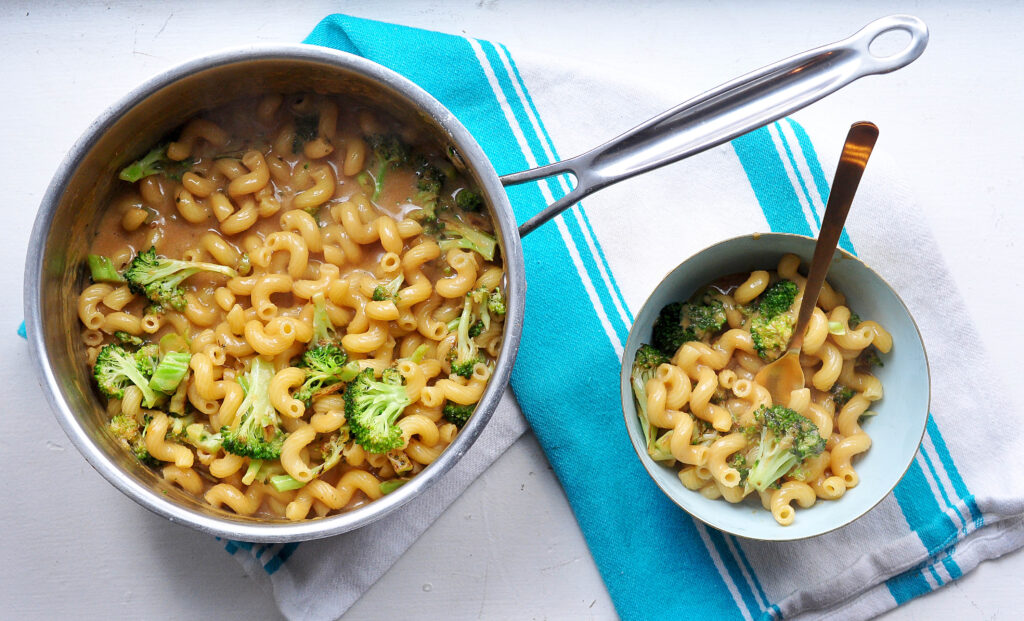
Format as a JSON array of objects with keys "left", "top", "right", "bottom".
[{"left": 24, "top": 15, "right": 927, "bottom": 542}]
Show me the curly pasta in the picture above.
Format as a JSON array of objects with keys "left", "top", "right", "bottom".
[{"left": 80, "top": 92, "right": 506, "bottom": 521}]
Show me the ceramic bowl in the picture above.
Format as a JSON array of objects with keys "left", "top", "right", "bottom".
[{"left": 619, "top": 232, "right": 929, "bottom": 540}]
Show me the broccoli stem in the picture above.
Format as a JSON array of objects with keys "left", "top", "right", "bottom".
[
  {"left": 270, "top": 474, "right": 306, "bottom": 492},
  {"left": 148, "top": 351, "right": 191, "bottom": 393},
  {"left": 379, "top": 479, "right": 408, "bottom": 495},
  {"left": 87, "top": 255, "right": 125, "bottom": 283}
]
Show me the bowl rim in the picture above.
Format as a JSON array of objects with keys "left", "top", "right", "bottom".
[
  {"left": 619, "top": 231, "right": 931, "bottom": 541},
  {"left": 24, "top": 43, "right": 526, "bottom": 542}
]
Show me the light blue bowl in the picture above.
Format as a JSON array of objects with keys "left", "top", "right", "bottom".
[{"left": 619, "top": 233, "right": 930, "bottom": 541}]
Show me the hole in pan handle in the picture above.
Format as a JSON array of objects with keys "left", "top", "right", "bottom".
[{"left": 500, "top": 14, "right": 928, "bottom": 239}]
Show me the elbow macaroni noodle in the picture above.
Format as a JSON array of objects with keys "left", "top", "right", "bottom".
[{"left": 80, "top": 93, "right": 506, "bottom": 520}]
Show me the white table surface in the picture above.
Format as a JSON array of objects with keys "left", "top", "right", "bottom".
[{"left": 3, "top": 1, "right": 1022, "bottom": 619}]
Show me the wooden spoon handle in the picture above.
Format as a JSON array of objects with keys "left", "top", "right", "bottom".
[{"left": 790, "top": 121, "right": 879, "bottom": 350}]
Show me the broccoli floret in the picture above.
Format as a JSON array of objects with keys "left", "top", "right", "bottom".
[
  {"left": 442, "top": 401, "right": 475, "bottom": 428},
  {"left": 87, "top": 254, "right": 125, "bottom": 284},
  {"left": 293, "top": 292, "right": 361, "bottom": 403},
  {"left": 686, "top": 297, "right": 728, "bottom": 335},
  {"left": 630, "top": 344, "right": 670, "bottom": 458},
  {"left": 108, "top": 413, "right": 159, "bottom": 467},
  {"left": 455, "top": 189, "right": 484, "bottom": 212},
  {"left": 387, "top": 449, "right": 414, "bottom": 475},
  {"left": 309, "top": 292, "right": 336, "bottom": 348},
  {"left": 487, "top": 288, "right": 506, "bottom": 316},
  {"left": 366, "top": 133, "right": 411, "bottom": 200},
  {"left": 123, "top": 247, "right": 237, "bottom": 312},
  {"left": 745, "top": 405, "right": 826, "bottom": 492},
  {"left": 113, "top": 331, "right": 145, "bottom": 348},
  {"left": 372, "top": 273, "right": 405, "bottom": 302},
  {"left": 652, "top": 303, "right": 695, "bottom": 356},
  {"left": 412, "top": 156, "right": 446, "bottom": 219},
  {"left": 436, "top": 219, "right": 497, "bottom": 262},
  {"left": 148, "top": 351, "right": 191, "bottom": 394},
  {"left": 749, "top": 279, "right": 799, "bottom": 361},
  {"left": 848, "top": 311, "right": 862, "bottom": 328},
  {"left": 728, "top": 453, "right": 750, "bottom": 484},
  {"left": 449, "top": 292, "right": 486, "bottom": 378},
  {"left": 750, "top": 313, "right": 795, "bottom": 362},
  {"left": 345, "top": 368, "right": 410, "bottom": 454},
  {"left": 93, "top": 344, "right": 160, "bottom": 408},
  {"left": 757, "top": 279, "right": 799, "bottom": 318},
  {"left": 118, "top": 144, "right": 192, "bottom": 183},
  {"left": 294, "top": 345, "right": 361, "bottom": 404},
  {"left": 292, "top": 113, "right": 319, "bottom": 153},
  {"left": 220, "top": 358, "right": 286, "bottom": 460},
  {"left": 857, "top": 346, "right": 884, "bottom": 370},
  {"left": 831, "top": 384, "right": 855, "bottom": 407},
  {"left": 184, "top": 423, "right": 223, "bottom": 453}
]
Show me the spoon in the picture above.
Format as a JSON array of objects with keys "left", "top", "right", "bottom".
[{"left": 754, "top": 121, "right": 879, "bottom": 407}]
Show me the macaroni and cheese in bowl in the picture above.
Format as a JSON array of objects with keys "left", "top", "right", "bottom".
[
  {"left": 25, "top": 46, "right": 525, "bottom": 542},
  {"left": 620, "top": 233, "right": 929, "bottom": 540}
]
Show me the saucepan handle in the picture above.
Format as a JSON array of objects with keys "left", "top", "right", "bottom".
[{"left": 502, "top": 14, "right": 928, "bottom": 238}]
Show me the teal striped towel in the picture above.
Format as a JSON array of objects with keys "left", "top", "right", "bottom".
[{"left": 222, "top": 15, "right": 1024, "bottom": 620}]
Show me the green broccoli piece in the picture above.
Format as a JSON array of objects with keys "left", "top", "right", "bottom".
[
  {"left": 123, "top": 247, "right": 237, "bottom": 312},
  {"left": 745, "top": 405, "right": 826, "bottom": 492},
  {"left": 442, "top": 401, "right": 475, "bottom": 428},
  {"left": 487, "top": 288, "right": 506, "bottom": 316},
  {"left": 294, "top": 345, "right": 361, "bottom": 404},
  {"left": 630, "top": 344, "right": 670, "bottom": 459},
  {"left": 87, "top": 254, "right": 125, "bottom": 284},
  {"left": 848, "top": 311, "right": 862, "bottom": 328},
  {"left": 345, "top": 368, "right": 410, "bottom": 454},
  {"left": 436, "top": 219, "right": 497, "bottom": 262},
  {"left": 757, "top": 279, "right": 799, "bottom": 318},
  {"left": 650, "top": 295, "right": 726, "bottom": 356},
  {"left": 455, "top": 189, "right": 484, "bottom": 212},
  {"left": 108, "top": 413, "right": 159, "bottom": 467},
  {"left": 184, "top": 423, "right": 223, "bottom": 453},
  {"left": 728, "top": 453, "right": 750, "bottom": 485},
  {"left": 372, "top": 273, "right": 405, "bottom": 302},
  {"left": 148, "top": 351, "right": 191, "bottom": 394},
  {"left": 93, "top": 343, "right": 159, "bottom": 408},
  {"left": 309, "top": 292, "right": 336, "bottom": 348},
  {"left": 293, "top": 292, "right": 361, "bottom": 403},
  {"left": 651, "top": 303, "right": 692, "bottom": 356},
  {"left": 649, "top": 430, "right": 674, "bottom": 462},
  {"left": 292, "top": 113, "right": 319, "bottom": 153},
  {"left": 220, "top": 358, "right": 286, "bottom": 460},
  {"left": 412, "top": 155, "right": 446, "bottom": 219},
  {"left": 118, "top": 144, "right": 192, "bottom": 183},
  {"left": 831, "top": 384, "right": 855, "bottom": 407},
  {"left": 449, "top": 291, "right": 486, "bottom": 378},
  {"left": 749, "top": 279, "right": 799, "bottom": 361},
  {"left": 366, "top": 133, "right": 411, "bottom": 200},
  {"left": 686, "top": 297, "right": 728, "bottom": 335},
  {"left": 750, "top": 313, "right": 796, "bottom": 362},
  {"left": 857, "top": 347, "right": 884, "bottom": 370},
  {"left": 113, "top": 331, "right": 145, "bottom": 348},
  {"left": 379, "top": 479, "right": 408, "bottom": 495}
]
